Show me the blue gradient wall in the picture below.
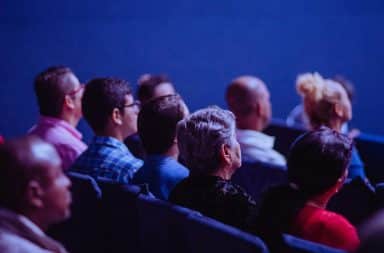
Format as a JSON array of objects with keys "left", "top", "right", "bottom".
[{"left": 1, "top": 0, "right": 384, "bottom": 140}]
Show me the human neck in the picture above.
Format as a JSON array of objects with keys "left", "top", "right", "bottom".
[
  {"left": 236, "top": 117, "right": 264, "bottom": 131},
  {"left": 60, "top": 113, "right": 79, "bottom": 128},
  {"left": 162, "top": 144, "right": 179, "bottom": 160},
  {"left": 95, "top": 128, "right": 124, "bottom": 142},
  {"left": 210, "top": 167, "right": 233, "bottom": 180}
]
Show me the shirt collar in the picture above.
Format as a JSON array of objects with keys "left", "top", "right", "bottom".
[
  {"left": 236, "top": 129, "right": 275, "bottom": 149},
  {"left": 92, "top": 136, "right": 130, "bottom": 153},
  {"left": 39, "top": 116, "right": 83, "bottom": 139},
  {"left": 0, "top": 208, "right": 45, "bottom": 236}
]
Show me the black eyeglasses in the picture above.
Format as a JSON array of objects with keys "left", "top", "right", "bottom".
[{"left": 124, "top": 100, "right": 141, "bottom": 109}]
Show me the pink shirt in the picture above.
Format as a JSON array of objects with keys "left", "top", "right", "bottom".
[{"left": 29, "top": 116, "right": 87, "bottom": 170}]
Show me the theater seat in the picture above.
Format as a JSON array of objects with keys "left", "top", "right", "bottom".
[
  {"left": 328, "top": 177, "right": 376, "bottom": 226},
  {"left": 48, "top": 172, "right": 103, "bottom": 253},
  {"left": 283, "top": 234, "right": 346, "bottom": 253},
  {"left": 184, "top": 214, "right": 269, "bottom": 253},
  {"left": 232, "top": 161, "right": 287, "bottom": 202},
  {"left": 136, "top": 194, "right": 199, "bottom": 253}
]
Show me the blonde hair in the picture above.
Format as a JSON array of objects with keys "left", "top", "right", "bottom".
[{"left": 296, "top": 72, "right": 347, "bottom": 128}]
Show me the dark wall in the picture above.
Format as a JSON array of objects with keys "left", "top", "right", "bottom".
[{"left": 2, "top": 0, "right": 384, "bottom": 141}]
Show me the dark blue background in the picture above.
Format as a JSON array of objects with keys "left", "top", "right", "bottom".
[{"left": 1, "top": 0, "right": 384, "bottom": 141}]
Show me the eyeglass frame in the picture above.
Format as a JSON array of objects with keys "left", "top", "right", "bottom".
[{"left": 67, "top": 84, "right": 85, "bottom": 96}]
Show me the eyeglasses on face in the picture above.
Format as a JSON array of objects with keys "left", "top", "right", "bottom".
[
  {"left": 124, "top": 100, "right": 141, "bottom": 109},
  {"left": 67, "top": 84, "right": 85, "bottom": 96}
]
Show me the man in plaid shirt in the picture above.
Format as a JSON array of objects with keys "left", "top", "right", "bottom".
[{"left": 70, "top": 77, "right": 143, "bottom": 184}]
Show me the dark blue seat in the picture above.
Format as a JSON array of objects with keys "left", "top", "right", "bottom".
[
  {"left": 328, "top": 177, "right": 376, "bottom": 226},
  {"left": 232, "top": 161, "right": 288, "bottom": 202},
  {"left": 355, "top": 133, "right": 384, "bottom": 184},
  {"left": 184, "top": 214, "right": 269, "bottom": 253},
  {"left": 283, "top": 234, "right": 346, "bottom": 253},
  {"left": 48, "top": 172, "right": 103, "bottom": 253},
  {"left": 136, "top": 194, "right": 199, "bottom": 253},
  {"left": 264, "top": 119, "right": 306, "bottom": 157},
  {"left": 97, "top": 179, "right": 145, "bottom": 253},
  {"left": 374, "top": 182, "right": 384, "bottom": 209}
]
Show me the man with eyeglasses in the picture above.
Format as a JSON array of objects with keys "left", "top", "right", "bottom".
[
  {"left": 29, "top": 66, "right": 87, "bottom": 170},
  {"left": 70, "top": 77, "right": 143, "bottom": 184}
]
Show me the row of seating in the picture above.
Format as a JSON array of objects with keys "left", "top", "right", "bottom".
[{"left": 48, "top": 172, "right": 346, "bottom": 253}]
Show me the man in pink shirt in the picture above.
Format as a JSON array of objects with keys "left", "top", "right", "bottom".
[{"left": 29, "top": 66, "right": 87, "bottom": 170}]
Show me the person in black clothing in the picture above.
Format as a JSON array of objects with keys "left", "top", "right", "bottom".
[{"left": 169, "top": 106, "right": 257, "bottom": 232}]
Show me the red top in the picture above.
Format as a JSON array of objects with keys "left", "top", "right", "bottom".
[
  {"left": 0, "top": 135, "right": 4, "bottom": 144},
  {"left": 291, "top": 204, "right": 360, "bottom": 252}
]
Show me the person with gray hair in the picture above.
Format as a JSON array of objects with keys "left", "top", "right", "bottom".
[{"left": 169, "top": 106, "right": 257, "bottom": 232}]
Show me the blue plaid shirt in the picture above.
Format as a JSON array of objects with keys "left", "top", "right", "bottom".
[{"left": 70, "top": 136, "right": 143, "bottom": 184}]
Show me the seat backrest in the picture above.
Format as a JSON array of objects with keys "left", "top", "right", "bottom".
[
  {"left": 48, "top": 172, "right": 103, "bottom": 253},
  {"left": 232, "top": 161, "right": 288, "bottom": 202},
  {"left": 136, "top": 194, "right": 199, "bottom": 253},
  {"left": 328, "top": 177, "right": 377, "bottom": 226},
  {"left": 98, "top": 180, "right": 143, "bottom": 253},
  {"left": 264, "top": 120, "right": 306, "bottom": 157},
  {"left": 283, "top": 234, "right": 346, "bottom": 253},
  {"left": 355, "top": 133, "right": 384, "bottom": 184},
  {"left": 184, "top": 214, "right": 269, "bottom": 253}
]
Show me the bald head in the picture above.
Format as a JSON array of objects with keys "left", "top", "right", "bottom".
[
  {"left": 225, "top": 75, "right": 271, "bottom": 130},
  {"left": 0, "top": 136, "right": 61, "bottom": 211}
]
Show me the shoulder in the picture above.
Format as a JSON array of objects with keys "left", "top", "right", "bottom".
[{"left": 0, "top": 233, "right": 50, "bottom": 253}]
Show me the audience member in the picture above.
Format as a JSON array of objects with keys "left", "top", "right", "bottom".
[
  {"left": 29, "top": 66, "right": 87, "bottom": 170},
  {"left": 295, "top": 72, "right": 368, "bottom": 181},
  {"left": 125, "top": 74, "right": 177, "bottom": 159},
  {"left": 0, "top": 136, "right": 71, "bottom": 253},
  {"left": 137, "top": 74, "right": 176, "bottom": 104},
  {"left": 133, "top": 94, "right": 189, "bottom": 200},
  {"left": 255, "top": 127, "right": 359, "bottom": 252},
  {"left": 169, "top": 106, "right": 257, "bottom": 232},
  {"left": 226, "top": 75, "right": 286, "bottom": 166},
  {"left": 71, "top": 77, "right": 143, "bottom": 184},
  {"left": 287, "top": 74, "right": 359, "bottom": 138}
]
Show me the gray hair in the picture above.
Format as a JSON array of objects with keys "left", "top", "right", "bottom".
[{"left": 177, "top": 106, "right": 236, "bottom": 175}]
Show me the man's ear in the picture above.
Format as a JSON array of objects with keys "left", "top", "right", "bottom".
[
  {"left": 219, "top": 143, "right": 232, "bottom": 165},
  {"left": 25, "top": 180, "right": 44, "bottom": 208},
  {"left": 112, "top": 108, "right": 123, "bottom": 125},
  {"left": 63, "top": 95, "right": 75, "bottom": 110},
  {"left": 334, "top": 103, "right": 344, "bottom": 118}
]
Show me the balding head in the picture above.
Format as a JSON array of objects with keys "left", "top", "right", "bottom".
[
  {"left": 225, "top": 75, "right": 271, "bottom": 130},
  {"left": 0, "top": 136, "right": 71, "bottom": 230}
]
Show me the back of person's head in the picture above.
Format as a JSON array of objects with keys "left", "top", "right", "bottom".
[
  {"left": 226, "top": 75, "right": 271, "bottom": 130},
  {"left": 82, "top": 77, "right": 133, "bottom": 133},
  {"left": 137, "top": 74, "right": 175, "bottom": 104},
  {"left": 255, "top": 127, "right": 353, "bottom": 240},
  {"left": 333, "top": 75, "right": 355, "bottom": 103},
  {"left": 288, "top": 127, "right": 353, "bottom": 196},
  {"left": 34, "top": 66, "right": 79, "bottom": 117},
  {"left": 0, "top": 136, "right": 71, "bottom": 228},
  {"left": 296, "top": 72, "right": 352, "bottom": 129},
  {"left": 177, "top": 106, "right": 238, "bottom": 175},
  {"left": 138, "top": 94, "right": 188, "bottom": 155}
]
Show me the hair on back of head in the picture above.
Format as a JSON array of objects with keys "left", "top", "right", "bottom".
[{"left": 82, "top": 77, "right": 132, "bottom": 132}]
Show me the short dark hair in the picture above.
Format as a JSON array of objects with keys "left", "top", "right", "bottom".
[
  {"left": 82, "top": 77, "right": 132, "bottom": 132},
  {"left": 288, "top": 127, "right": 353, "bottom": 195},
  {"left": 138, "top": 94, "right": 187, "bottom": 154},
  {"left": 34, "top": 66, "right": 75, "bottom": 117},
  {"left": 137, "top": 74, "right": 172, "bottom": 103}
]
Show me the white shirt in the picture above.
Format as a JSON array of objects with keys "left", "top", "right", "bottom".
[{"left": 236, "top": 129, "right": 287, "bottom": 167}]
